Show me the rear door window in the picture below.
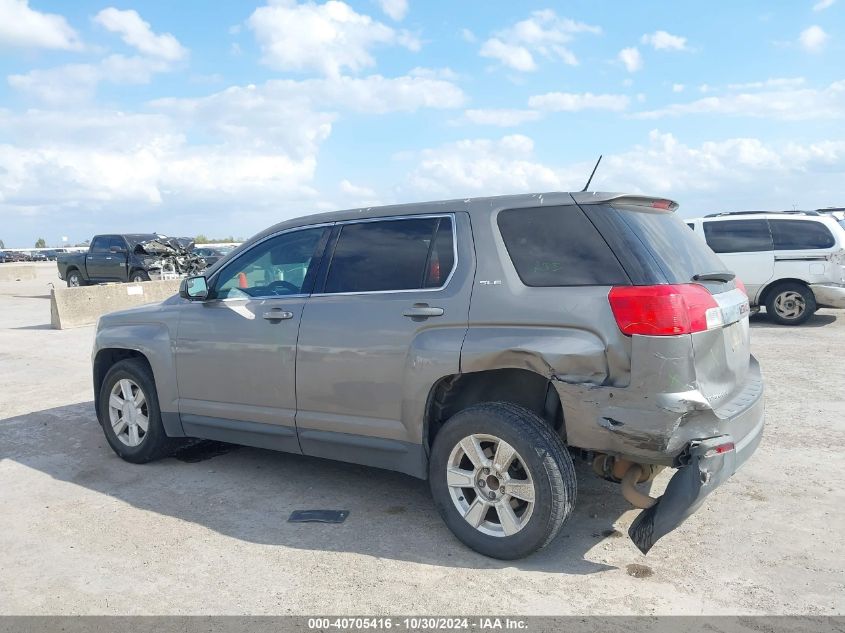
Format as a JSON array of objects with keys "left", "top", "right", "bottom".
[
  {"left": 90, "top": 237, "right": 111, "bottom": 253},
  {"left": 323, "top": 216, "right": 454, "bottom": 294},
  {"left": 769, "top": 220, "right": 835, "bottom": 250},
  {"left": 497, "top": 205, "right": 629, "bottom": 286},
  {"left": 703, "top": 220, "right": 773, "bottom": 253}
]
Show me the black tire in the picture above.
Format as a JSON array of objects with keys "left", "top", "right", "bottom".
[
  {"left": 765, "top": 282, "right": 816, "bottom": 325},
  {"left": 130, "top": 270, "right": 151, "bottom": 283},
  {"left": 97, "top": 358, "right": 177, "bottom": 463},
  {"left": 429, "top": 402, "right": 576, "bottom": 559},
  {"left": 66, "top": 269, "right": 85, "bottom": 287}
]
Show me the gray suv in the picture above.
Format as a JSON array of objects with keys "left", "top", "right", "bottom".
[{"left": 92, "top": 192, "right": 764, "bottom": 558}]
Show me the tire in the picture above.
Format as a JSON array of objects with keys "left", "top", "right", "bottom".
[
  {"left": 97, "top": 358, "right": 176, "bottom": 463},
  {"left": 66, "top": 270, "right": 85, "bottom": 288},
  {"left": 765, "top": 282, "right": 816, "bottom": 325},
  {"left": 130, "top": 270, "right": 151, "bottom": 283},
  {"left": 429, "top": 402, "right": 576, "bottom": 559}
]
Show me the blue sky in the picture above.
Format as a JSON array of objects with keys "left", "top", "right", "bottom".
[{"left": 0, "top": 0, "right": 842, "bottom": 247}]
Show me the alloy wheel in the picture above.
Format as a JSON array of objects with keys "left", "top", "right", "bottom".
[
  {"left": 446, "top": 434, "right": 535, "bottom": 537},
  {"left": 107, "top": 378, "right": 149, "bottom": 447},
  {"left": 774, "top": 290, "right": 806, "bottom": 320}
]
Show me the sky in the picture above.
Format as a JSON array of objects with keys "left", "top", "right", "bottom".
[{"left": 0, "top": 0, "right": 843, "bottom": 247}]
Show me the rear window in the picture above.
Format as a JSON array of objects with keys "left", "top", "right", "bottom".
[
  {"left": 497, "top": 205, "right": 628, "bottom": 286},
  {"left": 703, "top": 220, "right": 773, "bottom": 253},
  {"left": 612, "top": 208, "right": 730, "bottom": 283},
  {"left": 770, "top": 220, "right": 835, "bottom": 250}
]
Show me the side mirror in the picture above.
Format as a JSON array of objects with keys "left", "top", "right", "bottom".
[
  {"left": 180, "top": 275, "right": 209, "bottom": 301},
  {"left": 110, "top": 245, "right": 126, "bottom": 254}
]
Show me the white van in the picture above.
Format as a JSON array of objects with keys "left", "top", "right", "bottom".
[{"left": 687, "top": 211, "right": 845, "bottom": 325}]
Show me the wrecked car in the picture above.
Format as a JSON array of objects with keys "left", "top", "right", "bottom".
[
  {"left": 57, "top": 234, "right": 208, "bottom": 287},
  {"left": 91, "top": 192, "right": 763, "bottom": 558}
]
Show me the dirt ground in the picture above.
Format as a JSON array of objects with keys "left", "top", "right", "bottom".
[{"left": 1, "top": 263, "right": 843, "bottom": 615}]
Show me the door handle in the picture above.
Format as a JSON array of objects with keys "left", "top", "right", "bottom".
[
  {"left": 402, "top": 304, "right": 444, "bottom": 318},
  {"left": 263, "top": 309, "right": 294, "bottom": 321}
]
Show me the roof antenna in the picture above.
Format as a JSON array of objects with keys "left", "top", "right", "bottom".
[{"left": 581, "top": 155, "right": 602, "bottom": 192}]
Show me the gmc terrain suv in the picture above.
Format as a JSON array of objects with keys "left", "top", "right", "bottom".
[{"left": 92, "top": 192, "right": 764, "bottom": 558}]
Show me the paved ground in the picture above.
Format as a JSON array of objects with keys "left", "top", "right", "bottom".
[{"left": 1, "top": 263, "right": 843, "bottom": 615}]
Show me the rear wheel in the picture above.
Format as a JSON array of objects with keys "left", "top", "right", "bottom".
[
  {"left": 765, "top": 282, "right": 815, "bottom": 325},
  {"left": 429, "top": 402, "right": 576, "bottom": 559},
  {"left": 66, "top": 270, "right": 85, "bottom": 287},
  {"left": 98, "top": 358, "right": 176, "bottom": 463}
]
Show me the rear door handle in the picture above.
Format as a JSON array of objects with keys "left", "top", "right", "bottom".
[
  {"left": 263, "top": 309, "right": 294, "bottom": 321},
  {"left": 402, "top": 304, "right": 444, "bottom": 318}
]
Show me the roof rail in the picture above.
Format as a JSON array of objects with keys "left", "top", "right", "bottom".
[{"left": 704, "top": 210, "right": 820, "bottom": 218}]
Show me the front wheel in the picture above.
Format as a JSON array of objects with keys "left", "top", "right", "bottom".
[
  {"left": 429, "top": 402, "right": 576, "bottom": 559},
  {"left": 130, "top": 270, "right": 151, "bottom": 283},
  {"left": 97, "top": 358, "right": 177, "bottom": 463},
  {"left": 765, "top": 282, "right": 816, "bottom": 325}
]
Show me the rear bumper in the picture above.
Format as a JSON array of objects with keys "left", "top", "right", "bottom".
[
  {"left": 628, "top": 404, "right": 764, "bottom": 553},
  {"left": 810, "top": 283, "right": 845, "bottom": 309}
]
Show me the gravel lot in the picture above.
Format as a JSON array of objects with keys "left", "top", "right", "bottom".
[{"left": 1, "top": 263, "right": 843, "bottom": 615}]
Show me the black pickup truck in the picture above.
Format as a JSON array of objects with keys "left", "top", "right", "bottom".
[{"left": 57, "top": 234, "right": 207, "bottom": 287}]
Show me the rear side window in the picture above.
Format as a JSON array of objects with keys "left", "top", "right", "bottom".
[
  {"left": 770, "top": 220, "right": 835, "bottom": 250},
  {"left": 324, "top": 216, "right": 454, "bottom": 293},
  {"left": 610, "top": 207, "right": 729, "bottom": 283},
  {"left": 90, "top": 237, "right": 110, "bottom": 253},
  {"left": 497, "top": 205, "right": 628, "bottom": 286},
  {"left": 703, "top": 220, "right": 773, "bottom": 253}
]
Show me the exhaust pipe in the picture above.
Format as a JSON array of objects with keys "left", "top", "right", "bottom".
[{"left": 621, "top": 464, "right": 657, "bottom": 509}]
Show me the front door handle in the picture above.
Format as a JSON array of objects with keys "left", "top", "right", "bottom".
[
  {"left": 263, "top": 309, "right": 294, "bottom": 321},
  {"left": 402, "top": 304, "right": 444, "bottom": 318}
]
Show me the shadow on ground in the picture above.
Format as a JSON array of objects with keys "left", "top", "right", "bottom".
[
  {"left": 0, "top": 402, "right": 644, "bottom": 575},
  {"left": 750, "top": 311, "right": 837, "bottom": 328}
]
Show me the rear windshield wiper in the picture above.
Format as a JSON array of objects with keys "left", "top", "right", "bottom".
[{"left": 692, "top": 271, "right": 736, "bottom": 283}]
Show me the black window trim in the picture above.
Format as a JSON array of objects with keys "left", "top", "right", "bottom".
[
  {"left": 312, "top": 213, "right": 459, "bottom": 297},
  {"left": 207, "top": 222, "right": 334, "bottom": 301}
]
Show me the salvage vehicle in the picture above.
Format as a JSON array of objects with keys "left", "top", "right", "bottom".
[
  {"left": 57, "top": 234, "right": 206, "bottom": 287},
  {"left": 92, "top": 192, "right": 764, "bottom": 558},
  {"left": 687, "top": 211, "right": 845, "bottom": 325}
]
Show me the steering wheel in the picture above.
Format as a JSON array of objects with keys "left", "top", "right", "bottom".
[{"left": 266, "top": 280, "right": 299, "bottom": 295}]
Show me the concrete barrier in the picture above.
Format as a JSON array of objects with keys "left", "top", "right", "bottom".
[
  {"left": 0, "top": 264, "right": 38, "bottom": 282},
  {"left": 50, "top": 279, "right": 182, "bottom": 329}
]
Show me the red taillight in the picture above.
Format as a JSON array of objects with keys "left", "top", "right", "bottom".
[
  {"left": 734, "top": 278, "right": 747, "bottom": 296},
  {"left": 608, "top": 284, "right": 722, "bottom": 336},
  {"left": 651, "top": 199, "right": 672, "bottom": 210},
  {"left": 704, "top": 441, "right": 735, "bottom": 458}
]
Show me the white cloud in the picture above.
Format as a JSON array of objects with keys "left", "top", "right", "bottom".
[
  {"left": 641, "top": 30, "right": 688, "bottom": 51},
  {"left": 407, "top": 135, "right": 567, "bottom": 195},
  {"left": 479, "top": 38, "right": 537, "bottom": 71},
  {"left": 8, "top": 55, "right": 173, "bottom": 103},
  {"left": 0, "top": 0, "right": 81, "bottom": 50},
  {"left": 528, "top": 91, "right": 630, "bottom": 112},
  {"left": 404, "top": 130, "right": 845, "bottom": 214},
  {"left": 247, "top": 0, "right": 420, "bottom": 76},
  {"left": 813, "top": 0, "right": 835, "bottom": 11},
  {"left": 377, "top": 0, "right": 408, "bottom": 21},
  {"left": 479, "top": 9, "right": 600, "bottom": 71},
  {"left": 672, "top": 83, "right": 685, "bottom": 93},
  {"left": 635, "top": 80, "right": 845, "bottom": 120},
  {"left": 726, "top": 77, "right": 805, "bottom": 90},
  {"left": 94, "top": 8, "right": 187, "bottom": 61},
  {"left": 462, "top": 109, "right": 542, "bottom": 127},
  {"left": 461, "top": 28, "right": 477, "bottom": 43},
  {"left": 338, "top": 179, "right": 379, "bottom": 205},
  {"left": 799, "top": 25, "right": 829, "bottom": 52},
  {"left": 618, "top": 47, "right": 643, "bottom": 72}
]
